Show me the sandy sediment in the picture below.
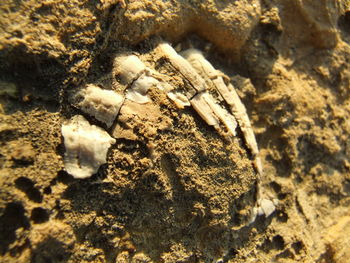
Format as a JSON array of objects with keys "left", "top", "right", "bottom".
[{"left": 0, "top": 0, "right": 350, "bottom": 262}]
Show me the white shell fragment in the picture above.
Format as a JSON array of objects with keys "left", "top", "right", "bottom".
[
  {"left": 76, "top": 84, "right": 124, "bottom": 128},
  {"left": 126, "top": 74, "right": 160, "bottom": 104},
  {"left": 158, "top": 42, "right": 206, "bottom": 95},
  {"left": 114, "top": 54, "right": 146, "bottom": 84},
  {"left": 181, "top": 49, "right": 237, "bottom": 105},
  {"left": 190, "top": 93, "right": 220, "bottom": 126},
  {"left": 181, "top": 49, "right": 218, "bottom": 79},
  {"left": 227, "top": 83, "right": 263, "bottom": 175},
  {"left": 259, "top": 198, "right": 276, "bottom": 217},
  {"left": 167, "top": 92, "right": 191, "bottom": 109},
  {"left": 181, "top": 47, "right": 273, "bottom": 223},
  {"left": 201, "top": 93, "right": 238, "bottom": 136},
  {"left": 61, "top": 115, "right": 116, "bottom": 179},
  {"left": 191, "top": 92, "right": 237, "bottom": 136},
  {"left": 249, "top": 198, "right": 276, "bottom": 223},
  {"left": 157, "top": 45, "right": 238, "bottom": 136},
  {"left": 226, "top": 84, "right": 259, "bottom": 154}
]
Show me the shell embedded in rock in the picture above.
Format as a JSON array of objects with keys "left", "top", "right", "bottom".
[
  {"left": 126, "top": 74, "right": 160, "bottom": 104},
  {"left": 157, "top": 42, "right": 206, "bottom": 95},
  {"left": 181, "top": 48, "right": 262, "bottom": 174},
  {"left": 61, "top": 115, "right": 116, "bottom": 179},
  {"left": 113, "top": 54, "right": 147, "bottom": 84},
  {"left": 73, "top": 84, "right": 124, "bottom": 128},
  {"left": 61, "top": 40, "right": 274, "bottom": 261}
]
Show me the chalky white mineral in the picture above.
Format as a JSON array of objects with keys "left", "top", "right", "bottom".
[
  {"left": 61, "top": 115, "right": 116, "bottom": 179},
  {"left": 75, "top": 84, "right": 124, "bottom": 128}
]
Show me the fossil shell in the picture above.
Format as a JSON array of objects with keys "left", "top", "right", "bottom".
[
  {"left": 157, "top": 42, "right": 206, "bottom": 95},
  {"left": 166, "top": 91, "right": 190, "bottom": 109},
  {"left": 74, "top": 84, "right": 124, "bottom": 128},
  {"left": 259, "top": 198, "right": 276, "bottom": 217},
  {"left": 181, "top": 48, "right": 262, "bottom": 174},
  {"left": 126, "top": 74, "right": 160, "bottom": 104},
  {"left": 61, "top": 41, "right": 272, "bottom": 235},
  {"left": 61, "top": 115, "right": 116, "bottom": 179},
  {"left": 114, "top": 54, "right": 146, "bottom": 84}
]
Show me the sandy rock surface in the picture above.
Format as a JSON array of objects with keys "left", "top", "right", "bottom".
[{"left": 1, "top": 0, "right": 350, "bottom": 262}]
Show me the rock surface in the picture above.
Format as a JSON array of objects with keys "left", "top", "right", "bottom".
[{"left": 1, "top": 0, "right": 350, "bottom": 262}]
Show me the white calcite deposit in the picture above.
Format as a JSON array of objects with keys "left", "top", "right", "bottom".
[
  {"left": 61, "top": 115, "right": 116, "bottom": 179},
  {"left": 75, "top": 84, "right": 124, "bottom": 128}
]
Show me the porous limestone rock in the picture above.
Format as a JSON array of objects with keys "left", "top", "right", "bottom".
[{"left": 61, "top": 115, "right": 116, "bottom": 179}]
